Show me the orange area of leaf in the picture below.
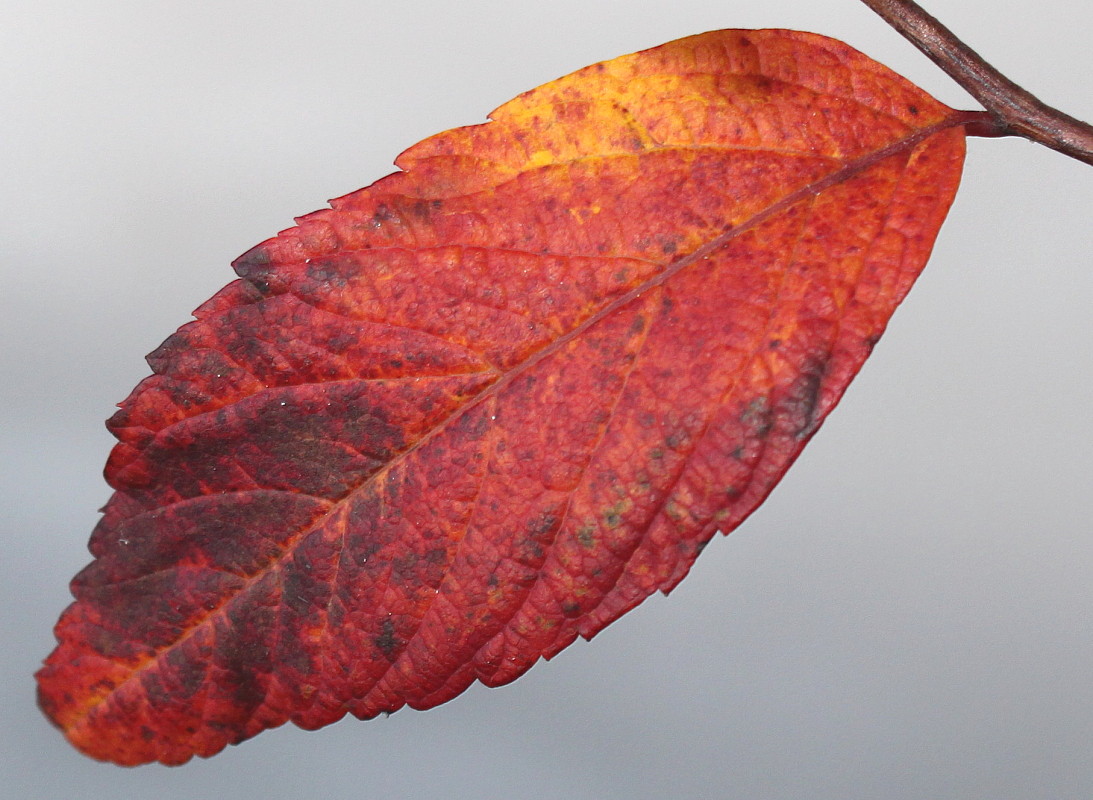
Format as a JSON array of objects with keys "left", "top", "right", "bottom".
[{"left": 37, "top": 29, "right": 966, "bottom": 765}]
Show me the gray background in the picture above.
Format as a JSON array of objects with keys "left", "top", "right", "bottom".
[{"left": 3, "top": 1, "right": 1091, "bottom": 797}]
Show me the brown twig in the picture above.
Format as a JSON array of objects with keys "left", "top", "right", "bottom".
[{"left": 858, "top": 0, "right": 1093, "bottom": 166}]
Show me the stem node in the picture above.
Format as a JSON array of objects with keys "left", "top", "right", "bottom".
[{"left": 860, "top": 0, "right": 1093, "bottom": 166}]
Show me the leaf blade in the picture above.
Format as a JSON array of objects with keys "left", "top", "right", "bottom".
[{"left": 38, "top": 29, "right": 966, "bottom": 765}]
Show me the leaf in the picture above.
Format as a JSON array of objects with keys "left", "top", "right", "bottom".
[{"left": 37, "top": 29, "right": 967, "bottom": 766}]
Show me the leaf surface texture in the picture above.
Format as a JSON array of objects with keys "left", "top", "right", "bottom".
[{"left": 38, "top": 29, "right": 966, "bottom": 765}]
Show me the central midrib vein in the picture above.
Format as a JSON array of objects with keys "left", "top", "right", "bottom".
[{"left": 72, "top": 110, "right": 972, "bottom": 731}]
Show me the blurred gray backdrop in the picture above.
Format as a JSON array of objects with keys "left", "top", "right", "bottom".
[{"left": 3, "top": 1, "right": 1091, "bottom": 797}]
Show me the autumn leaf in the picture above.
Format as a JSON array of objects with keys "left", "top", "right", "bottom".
[{"left": 37, "top": 29, "right": 968, "bottom": 766}]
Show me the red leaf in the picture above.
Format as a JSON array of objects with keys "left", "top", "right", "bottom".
[{"left": 37, "top": 29, "right": 967, "bottom": 765}]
